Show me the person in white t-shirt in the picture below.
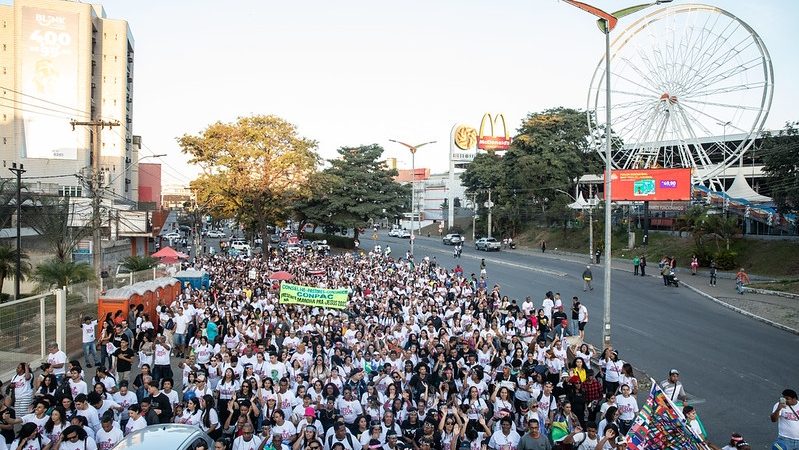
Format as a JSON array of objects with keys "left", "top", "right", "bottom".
[
  {"left": 124, "top": 405, "right": 147, "bottom": 435},
  {"left": 46, "top": 342, "right": 68, "bottom": 383},
  {"left": 11, "top": 423, "right": 50, "bottom": 450},
  {"left": 232, "top": 423, "right": 263, "bottom": 450},
  {"left": 67, "top": 369, "right": 87, "bottom": 400},
  {"left": 562, "top": 422, "right": 600, "bottom": 450},
  {"left": 94, "top": 417, "right": 123, "bottom": 450},
  {"left": 81, "top": 316, "right": 100, "bottom": 368},
  {"left": 770, "top": 389, "right": 799, "bottom": 450},
  {"left": 55, "top": 424, "right": 97, "bottom": 450},
  {"left": 615, "top": 385, "right": 638, "bottom": 435}
]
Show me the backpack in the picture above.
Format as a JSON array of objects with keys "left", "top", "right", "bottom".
[{"left": 165, "top": 319, "right": 175, "bottom": 330}]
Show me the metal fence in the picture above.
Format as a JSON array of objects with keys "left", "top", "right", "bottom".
[{"left": 0, "top": 291, "right": 59, "bottom": 381}]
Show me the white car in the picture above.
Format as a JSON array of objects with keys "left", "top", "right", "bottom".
[
  {"left": 475, "top": 237, "right": 501, "bottom": 251},
  {"left": 398, "top": 229, "right": 411, "bottom": 238},
  {"left": 207, "top": 230, "right": 227, "bottom": 239},
  {"left": 163, "top": 231, "right": 181, "bottom": 240},
  {"left": 230, "top": 240, "right": 250, "bottom": 252},
  {"left": 388, "top": 228, "right": 401, "bottom": 237}
]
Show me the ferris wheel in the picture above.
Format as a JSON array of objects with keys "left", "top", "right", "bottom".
[{"left": 587, "top": 3, "right": 773, "bottom": 189}]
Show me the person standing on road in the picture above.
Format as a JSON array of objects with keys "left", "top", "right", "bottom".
[
  {"left": 632, "top": 256, "right": 640, "bottom": 276},
  {"left": 594, "top": 250, "right": 601, "bottom": 265},
  {"left": 639, "top": 255, "right": 647, "bottom": 277},
  {"left": 577, "top": 301, "right": 588, "bottom": 341},
  {"left": 660, "top": 369, "right": 688, "bottom": 404},
  {"left": 541, "top": 241, "right": 546, "bottom": 253},
  {"left": 735, "top": 268, "right": 751, "bottom": 295},
  {"left": 690, "top": 255, "right": 699, "bottom": 276},
  {"left": 582, "top": 266, "right": 593, "bottom": 292},
  {"left": 480, "top": 259, "right": 487, "bottom": 278},
  {"left": 770, "top": 388, "right": 799, "bottom": 450},
  {"left": 709, "top": 260, "right": 718, "bottom": 287},
  {"left": 81, "top": 315, "right": 100, "bottom": 369}
]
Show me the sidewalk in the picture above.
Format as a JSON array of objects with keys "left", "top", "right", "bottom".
[{"left": 505, "top": 242, "right": 799, "bottom": 334}]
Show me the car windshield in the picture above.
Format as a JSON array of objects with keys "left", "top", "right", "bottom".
[{"left": 486, "top": 238, "right": 497, "bottom": 242}]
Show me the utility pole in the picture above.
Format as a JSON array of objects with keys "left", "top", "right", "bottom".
[
  {"left": 471, "top": 193, "right": 477, "bottom": 242},
  {"left": 71, "top": 119, "right": 120, "bottom": 279},
  {"left": 486, "top": 188, "right": 493, "bottom": 238},
  {"left": 8, "top": 163, "right": 25, "bottom": 300}
]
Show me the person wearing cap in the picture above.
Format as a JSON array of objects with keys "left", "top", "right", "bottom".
[
  {"left": 721, "top": 433, "right": 746, "bottom": 450},
  {"left": 298, "top": 407, "right": 324, "bottom": 435},
  {"left": 659, "top": 369, "right": 687, "bottom": 403},
  {"left": 770, "top": 388, "right": 799, "bottom": 450}
]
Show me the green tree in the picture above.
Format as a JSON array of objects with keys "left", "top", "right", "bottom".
[
  {"left": 760, "top": 122, "right": 799, "bottom": 214},
  {"left": 323, "top": 144, "right": 410, "bottom": 239},
  {"left": 32, "top": 259, "right": 95, "bottom": 293},
  {"left": 120, "top": 255, "right": 159, "bottom": 272},
  {"left": 704, "top": 215, "right": 741, "bottom": 251},
  {"left": 179, "top": 115, "right": 320, "bottom": 238},
  {"left": 0, "top": 245, "right": 32, "bottom": 295}
]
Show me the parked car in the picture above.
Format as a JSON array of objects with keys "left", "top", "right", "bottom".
[
  {"left": 206, "top": 230, "right": 226, "bottom": 239},
  {"left": 443, "top": 233, "right": 463, "bottom": 245},
  {"left": 230, "top": 240, "right": 250, "bottom": 252},
  {"left": 269, "top": 234, "right": 281, "bottom": 244},
  {"left": 300, "top": 239, "right": 312, "bottom": 249},
  {"left": 475, "top": 237, "right": 501, "bottom": 251},
  {"left": 398, "top": 229, "right": 411, "bottom": 238},
  {"left": 388, "top": 228, "right": 401, "bottom": 237},
  {"left": 112, "top": 424, "right": 212, "bottom": 450},
  {"left": 163, "top": 231, "right": 181, "bottom": 240}
]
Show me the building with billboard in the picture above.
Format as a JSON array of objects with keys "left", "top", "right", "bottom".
[{"left": 0, "top": 0, "right": 136, "bottom": 201}]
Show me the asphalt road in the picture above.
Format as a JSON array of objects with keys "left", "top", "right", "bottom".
[{"left": 368, "top": 232, "right": 794, "bottom": 447}]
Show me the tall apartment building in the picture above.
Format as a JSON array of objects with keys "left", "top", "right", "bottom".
[{"left": 0, "top": 0, "right": 135, "bottom": 200}]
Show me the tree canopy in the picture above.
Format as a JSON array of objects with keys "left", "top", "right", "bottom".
[
  {"left": 179, "top": 115, "right": 320, "bottom": 235},
  {"left": 320, "top": 144, "right": 409, "bottom": 237},
  {"left": 760, "top": 122, "right": 799, "bottom": 214}
]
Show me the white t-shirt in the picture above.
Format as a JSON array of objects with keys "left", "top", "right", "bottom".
[
  {"left": 578, "top": 305, "right": 588, "bottom": 323},
  {"left": 487, "top": 429, "right": 520, "bottom": 450},
  {"left": 570, "top": 432, "right": 599, "bottom": 450},
  {"left": 773, "top": 402, "right": 799, "bottom": 439},
  {"left": 11, "top": 434, "right": 50, "bottom": 450},
  {"left": 174, "top": 314, "right": 189, "bottom": 334},
  {"left": 48, "top": 350, "right": 67, "bottom": 375},
  {"left": 69, "top": 379, "right": 88, "bottom": 399},
  {"left": 96, "top": 426, "right": 124, "bottom": 450},
  {"left": 82, "top": 320, "right": 98, "bottom": 343},
  {"left": 59, "top": 437, "right": 97, "bottom": 450},
  {"left": 154, "top": 344, "right": 170, "bottom": 366},
  {"left": 21, "top": 414, "right": 48, "bottom": 434},
  {"left": 125, "top": 416, "right": 147, "bottom": 435},
  {"left": 232, "top": 435, "right": 264, "bottom": 450},
  {"left": 616, "top": 395, "right": 639, "bottom": 421},
  {"left": 271, "top": 421, "right": 297, "bottom": 443}
]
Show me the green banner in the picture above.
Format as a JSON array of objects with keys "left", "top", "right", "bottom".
[{"left": 279, "top": 283, "right": 349, "bottom": 310}]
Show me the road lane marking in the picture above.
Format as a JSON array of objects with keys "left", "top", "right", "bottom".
[{"left": 409, "top": 241, "right": 568, "bottom": 277}]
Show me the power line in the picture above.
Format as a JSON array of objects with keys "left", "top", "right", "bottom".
[
  {"left": 0, "top": 96, "right": 90, "bottom": 119},
  {"left": 0, "top": 85, "right": 92, "bottom": 115}
]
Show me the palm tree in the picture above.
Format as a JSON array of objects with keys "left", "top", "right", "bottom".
[
  {"left": 120, "top": 255, "right": 159, "bottom": 272},
  {"left": 32, "top": 258, "right": 95, "bottom": 293},
  {"left": 0, "top": 244, "right": 32, "bottom": 296}
]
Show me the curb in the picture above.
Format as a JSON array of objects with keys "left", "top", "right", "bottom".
[
  {"left": 682, "top": 283, "right": 799, "bottom": 336},
  {"left": 743, "top": 287, "right": 799, "bottom": 299}
]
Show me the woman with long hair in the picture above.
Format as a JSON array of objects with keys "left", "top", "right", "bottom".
[
  {"left": 200, "top": 394, "right": 220, "bottom": 439},
  {"left": 11, "top": 422, "right": 50, "bottom": 450},
  {"left": 34, "top": 375, "right": 58, "bottom": 400},
  {"left": 43, "top": 407, "right": 67, "bottom": 443}
]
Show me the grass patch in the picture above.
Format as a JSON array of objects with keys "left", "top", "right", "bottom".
[
  {"left": 519, "top": 226, "right": 799, "bottom": 277},
  {"left": 749, "top": 279, "right": 799, "bottom": 295}
]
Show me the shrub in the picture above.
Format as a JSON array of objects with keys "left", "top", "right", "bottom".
[{"left": 713, "top": 250, "right": 737, "bottom": 270}]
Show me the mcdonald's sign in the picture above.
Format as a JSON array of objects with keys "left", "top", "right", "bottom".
[{"left": 477, "top": 113, "right": 512, "bottom": 151}]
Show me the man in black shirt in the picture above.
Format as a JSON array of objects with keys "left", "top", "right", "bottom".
[
  {"left": 145, "top": 381, "right": 172, "bottom": 423},
  {"left": 112, "top": 339, "right": 135, "bottom": 383}
]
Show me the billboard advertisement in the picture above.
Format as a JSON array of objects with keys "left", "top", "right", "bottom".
[
  {"left": 20, "top": 7, "right": 80, "bottom": 160},
  {"left": 477, "top": 113, "right": 511, "bottom": 151},
  {"left": 610, "top": 168, "right": 692, "bottom": 201}
]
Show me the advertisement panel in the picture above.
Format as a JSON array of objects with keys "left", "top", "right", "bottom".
[
  {"left": 477, "top": 113, "right": 511, "bottom": 151},
  {"left": 279, "top": 283, "right": 348, "bottom": 310},
  {"left": 610, "top": 168, "right": 692, "bottom": 201},
  {"left": 20, "top": 7, "right": 80, "bottom": 160}
]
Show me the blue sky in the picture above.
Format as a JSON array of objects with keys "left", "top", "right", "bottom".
[{"left": 23, "top": 0, "right": 799, "bottom": 185}]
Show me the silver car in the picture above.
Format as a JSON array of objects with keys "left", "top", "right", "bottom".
[
  {"left": 475, "top": 237, "right": 501, "bottom": 251},
  {"left": 113, "top": 425, "right": 212, "bottom": 450}
]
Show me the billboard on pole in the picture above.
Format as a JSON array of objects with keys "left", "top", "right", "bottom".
[
  {"left": 20, "top": 6, "right": 80, "bottom": 160},
  {"left": 610, "top": 168, "right": 692, "bottom": 201}
]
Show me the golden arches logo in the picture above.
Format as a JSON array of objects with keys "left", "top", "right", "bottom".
[{"left": 477, "top": 113, "right": 511, "bottom": 151}]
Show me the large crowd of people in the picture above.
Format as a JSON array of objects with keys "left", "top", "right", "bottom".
[{"left": 1, "top": 243, "right": 794, "bottom": 450}]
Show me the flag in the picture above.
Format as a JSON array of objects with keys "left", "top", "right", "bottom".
[{"left": 626, "top": 381, "right": 706, "bottom": 449}]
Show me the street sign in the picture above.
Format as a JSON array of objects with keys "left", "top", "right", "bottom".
[
  {"left": 484, "top": 201, "right": 494, "bottom": 208},
  {"left": 410, "top": 234, "right": 415, "bottom": 240}
]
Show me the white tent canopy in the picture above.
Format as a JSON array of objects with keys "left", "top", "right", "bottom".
[
  {"left": 726, "top": 172, "right": 772, "bottom": 203},
  {"left": 567, "top": 192, "right": 589, "bottom": 210}
]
